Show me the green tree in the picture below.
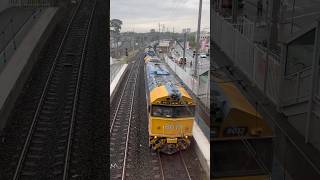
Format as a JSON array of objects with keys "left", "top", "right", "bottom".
[
  {"left": 110, "top": 19, "right": 123, "bottom": 34},
  {"left": 187, "top": 32, "right": 196, "bottom": 49},
  {"left": 110, "top": 19, "right": 122, "bottom": 57}
]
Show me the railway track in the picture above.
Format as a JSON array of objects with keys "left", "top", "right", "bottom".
[
  {"left": 5, "top": 0, "right": 97, "bottom": 179},
  {"left": 110, "top": 54, "right": 143, "bottom": 179},
  {"left": 157, "top": 151, "right": 192, "bottom": 180},
  {"left": 110, "top": 53, "right": 206, "bottom": 180}
]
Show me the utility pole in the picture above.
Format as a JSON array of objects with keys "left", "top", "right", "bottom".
[
  {"left": 194, "top": 0, "right": 202, "bottom": 77},
  {"left": 132, "top": 37, "right": 135, "bottom": 52},
  {"left": 132, "top": 29, "right": 135, "bottom": 52},
  {"left": 265, "top": 0, "right": 269, "bottom": 23},
  {"left": 232, "top": 0, "right": 238, "bottom": 23},
  {"left": 263, "top": 0, "right": 280, "bottom": 100},
  {"left": 158, "top": 23, "right": 161, "bottom": 43},
  {"left": 270, "top": 0, "right": 280, "bottom": 49},
  {"left": 290, "top": 0, "right": 296, "bottom": 34},
  {"left": 183, "top": 32, "right": 187, "bottom": 61}
]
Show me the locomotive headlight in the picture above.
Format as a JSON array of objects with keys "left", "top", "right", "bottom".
[
  {"left": 155, "top": 136, "right": 157, "bottom": 139},
  {"left": 185, "top": 136, "right": 188, "bottom": 139},
  {"left": 250, "top": 128, "right": 262, "bottom": 136}
]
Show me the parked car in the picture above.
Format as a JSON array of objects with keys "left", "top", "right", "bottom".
[{"left": 200, "top": 54, "right": 207, "bottom": 58}]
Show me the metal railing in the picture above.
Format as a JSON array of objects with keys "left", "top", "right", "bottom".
[
  {"left": 0, "top": 9, "right": 42, "bottom": 73},
  {"left": 212, "top": 10, "right": 281, "bottom": 105}
]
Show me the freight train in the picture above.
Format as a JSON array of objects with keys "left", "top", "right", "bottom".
[
  {"left": 144, "top": 48, "right": 196, "bottom": 154},
  {"left": 211, "top": 72, "right": 273, "bottom": 179}
]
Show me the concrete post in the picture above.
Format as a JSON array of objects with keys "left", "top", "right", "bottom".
[
  {"left": 232, "top": 0, "right": 238, "bottom": 24},
  {"left": 183, "top": 32, "right": 186, "bottom": 62},
  {"left": 270, "top": 0, "right": 280, "bottom": 49},
  {"left": 194, "top": 0, "right": 202, "bottom": 77}
]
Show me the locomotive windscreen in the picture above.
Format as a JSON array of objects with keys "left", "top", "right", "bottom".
[{"left": 151, "top": 105, "right": 195, "bottom": 118}]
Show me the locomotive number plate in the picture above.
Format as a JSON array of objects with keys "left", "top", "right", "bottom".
[
  {"left": 164, "top": 124, "right": 182, "bottom": 130},
  {"left": 223, "top": 127, "right": 247, "bottom": 136},
  {"left": 166, "top": 138, "right": 177, "bottom": 144}
]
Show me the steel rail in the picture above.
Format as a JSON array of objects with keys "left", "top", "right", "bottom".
[
  {"left": 62, "top": 1, "right": 97, "bottom": 179},
  {"left": 12, "top": 1, "right": 83, "bottom": 179},
  {"left": 157, "top": 152, "right": 165, "bottom": 180},
  {"left": 179, "top": 151, "right": 192, "bottom": 180},
  {"left": 157, "top": 151, "right": 192, "bottom": 180},
  {"left": 109, "top": 59, "right": 139, "bottom": 133},
  {"left": 121, "top": 56, "right": 142, "bottom": 180}
]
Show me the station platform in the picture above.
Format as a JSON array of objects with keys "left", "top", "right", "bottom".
[
  {"left": 0, "top": 7, "right": 59, "bottom": 130},
  {"left": 110, "top": 62, "right": 128, "bottom": 99},
  {"left": 0, "top": 7, "right": 38, "bottom": 51},
  {"left": 163, "top": 53, "right": 210, "bottom": 177},
  {"left": 109, "top": 51, "right": 138, "bottom": 100},
  {"left": 0, "top": 7, "right": 44, "bottom": 72}
]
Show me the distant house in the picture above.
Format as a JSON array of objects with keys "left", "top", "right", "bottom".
[
  {"left": 199, "top": 31, "right": 210, "bottom": 53},
  {"left": 158, "top": 41, "right": 170, "bottom": 53},
  {"left": 182, "top": 28, "right": 191, "bottom": 33}
]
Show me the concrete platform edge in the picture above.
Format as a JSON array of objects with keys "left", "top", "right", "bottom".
[
  {"left": 110, "top": 64, "right": 128, "bottom": 100},
  {"left": 193, "top": 121, "right": 210, "bottom": 179},
  {"left": 0, "top": 7, "right": 61, "bottom": 133}
]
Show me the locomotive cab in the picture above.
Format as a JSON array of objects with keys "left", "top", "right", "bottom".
[
  {"left": 212, "top": 77, "right": 273, "bottom": 179},
  {"left": 144, "top": 57, "right": 196, "bottom": 154},
  {"left": 148, "top": 85, "right": 195, "bottom": 154}
]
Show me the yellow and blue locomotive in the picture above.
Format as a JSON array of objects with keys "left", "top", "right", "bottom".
[
  {"left": 212, "top": 74, "right": 273, "bottom": 179},
  {"left": 144, "top": 51, "right": 195, "bottom": 154}
]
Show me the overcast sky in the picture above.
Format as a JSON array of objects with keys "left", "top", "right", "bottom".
[{"left": 110, "top": 0, "right": 210, "bottom": 33}]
